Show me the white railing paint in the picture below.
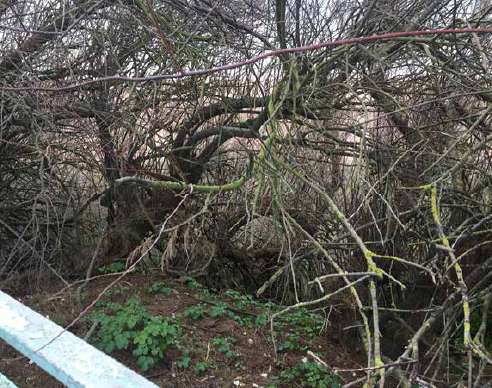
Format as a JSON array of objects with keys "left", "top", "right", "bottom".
[{"left": 0, "top": 291, "right": 158, "bottom": 388}]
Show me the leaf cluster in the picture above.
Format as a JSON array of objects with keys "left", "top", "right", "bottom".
[
  {"left": 89, "top": 298, "right": 181, "bottom": 371},
  {"left": 276, "top": 360, "right": 341, "bottom": 388}
]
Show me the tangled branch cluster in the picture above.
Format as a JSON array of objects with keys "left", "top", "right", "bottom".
[{"left": 1, "top": 0, "right": 492, "bottom": 385}]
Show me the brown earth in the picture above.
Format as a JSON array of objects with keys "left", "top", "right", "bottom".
[{"left": 0, "top": 273, "right": 364, "bottom": 387}]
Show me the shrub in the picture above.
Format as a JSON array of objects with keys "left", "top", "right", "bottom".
[
  {"left": 278, "top": 360, "right": 341, "bottom": 388},
  {"left": 89, "top": 298, "right": 181, "bottom": 371}
]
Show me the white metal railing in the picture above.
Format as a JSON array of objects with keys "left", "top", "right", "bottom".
[{"left": 0, "top": 290, "right": 158, "bottom": 388}]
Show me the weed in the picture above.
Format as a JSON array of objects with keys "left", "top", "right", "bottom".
[
  {"left": 278, "top": 333, "right": 306, "bottom": 352},
  {"left": 184, "top": 277, "right": 202, "bottom": 289},
  {"left": 184, "top": 300, "right": 254, "bottom": 327},
  {"left": 255, "top": 312, "right": 269, "bottom": 327},
  {"left": 89, "top": 298, "right": 181, "bottom": 371},
  {"left": 231, "top": 314, "right": 253, "bottom": 327},
  {"left": 148, "top": 281, "right": 173, "bottom": 296},
  {"left": 208, "top": 302, "right": 229, "bottom": 318},
  {"left": 212, "top": 336, "right": 238, "bottom": 360},
  {"left": 195, "top": 361, "right": 210, "bottom": 375},
  {"left": 277, "top": 360, "right": 341, "bottom": 388},
  {"left": 224, "top": 289, "right": 243, "bottom": 299},
  {"left": 280, "top": 308, "right": 324, "bottom": 339},
  {"left": 133, "top": 316, "right": 181, "bottom": 370},
  {"left": 184, "top": 304, "right": 207, "bottom": 320},
  {"left": 90, "top": 298, "right": 149, "bottom": 353},
  {"left": 224, "top": 290, "right": 259, "bottom": 309},
  {"left": 176, "top": 353, "right": 191, "bottom": 369},
  {"left": 105, "top": 285, "right": 130, "bottom": 297}
]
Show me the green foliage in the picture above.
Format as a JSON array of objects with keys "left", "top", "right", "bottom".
[
  {"left": 148, "top": 281, "right": 173, "bottom": 295},
  {"left": 212, "top": 336, "right": 238, "bottom": 359},
  {"left": 208, "top": 302, "right": 229, "bottom": 318},
  {"left": 278, "top": 333, "right": 306, "bottom": 352},
  {"left": 97, "top": 261, "right": 126, "bottom": 274},
  {"left": 255, "top": 312, "right": 269, "bottom": 327},
  {"left": 89, "top": 298, "right": 181, "bottom": 371},
  {"left": 278, "top": 360, "right": 341, "bottom": 388},
  {"left": 133, "top": 316, "right": 181, "bottom": 370},
  {"left": 184, "top": 304, "right": 207, "bottom": 320},
  {"left": 227, "top": 313, "right": 252, "bottom": 327},
  {"left": 183, "top": 300, "right": 254, "bottom": 326},
  {"left": 194, "top": 289, "right": 325, "bottom": 337},
  {"left": 223, "top": 289, "right": 243, "bottom": 299},
  {"left": 221, "top": 290, "right": 272, "bottom": 327},
  {"left": 184, "top": 277, "right": 203, "bottom": 289},
  {"left": 195, "top": 361, "right": 210, "bottom": 375},
  {"left": 225, "top": 291, "right": 328, "bottom": 338},
  {"left": 176, "top": 353, "right": 191, "bottom": 369},
  {"left": 90, "top": 298, "right": 149, "bottom": 353},
  {"left": 105, "top": 285, "right": 130, "bottom": 297},
  {"left": 280, "top": 308, "right": 324, "bottom": 339},
  {"left": 207, "top": 301, "right": 249, "bottom": 326},
  {"left": 89, "top": 286, "right": 327, "bottom": 377},
  {"left": 224, "top": 289, "right": 259, "bottom": 309}
]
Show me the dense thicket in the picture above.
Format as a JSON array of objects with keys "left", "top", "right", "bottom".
[{"left": 1, "top": 0, "right": 492, "bottom": 385}]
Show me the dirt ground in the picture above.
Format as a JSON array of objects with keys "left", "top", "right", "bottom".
[{"left": 0, "top": 273, "right": 365, "bottom": 387}]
